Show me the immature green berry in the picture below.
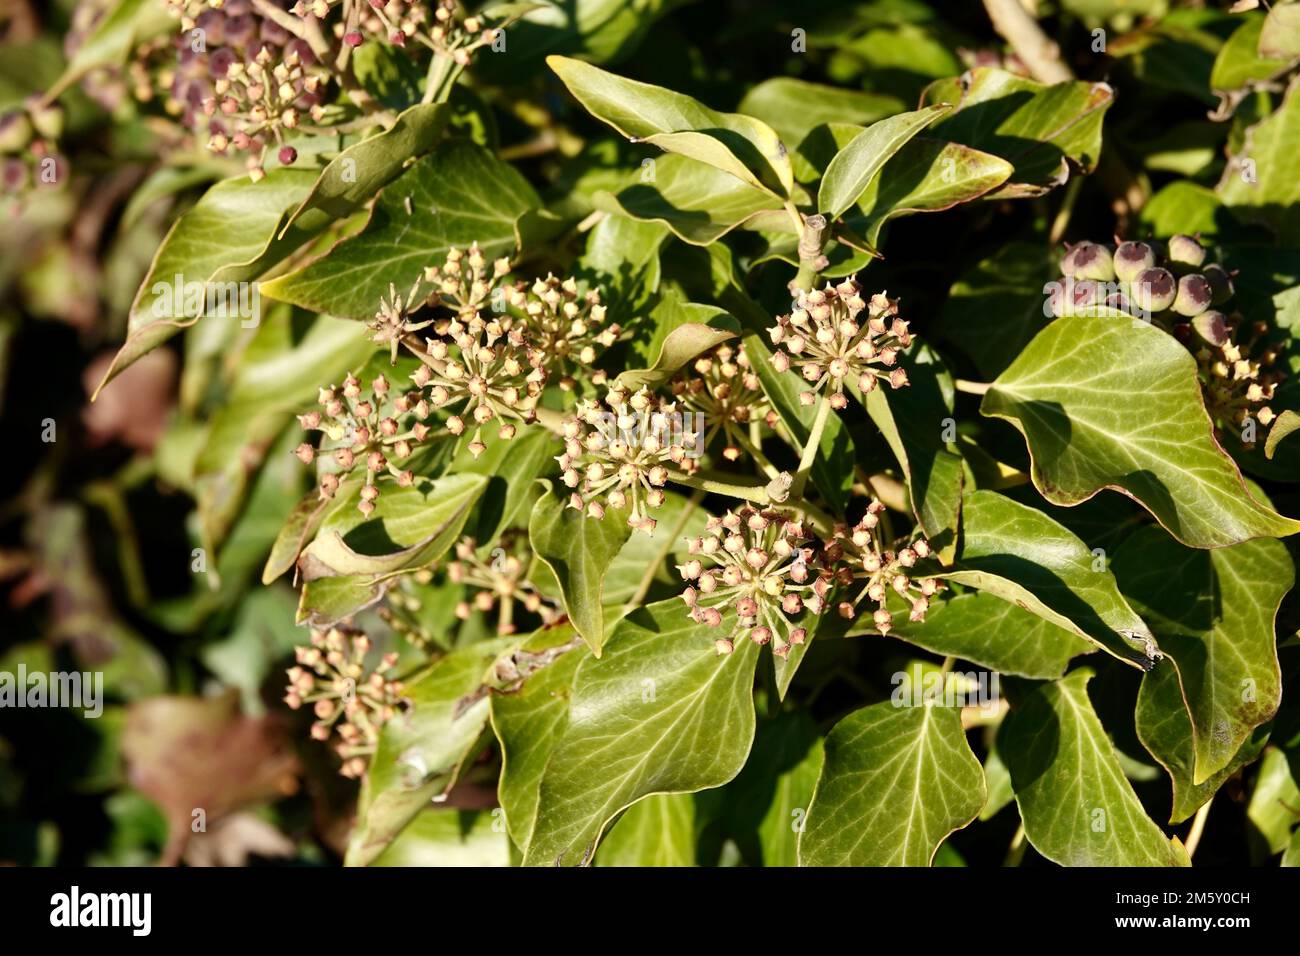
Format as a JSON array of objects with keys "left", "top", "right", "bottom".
[{"left": 1167, "top": 234, "right": 1207, "bottom": 270}]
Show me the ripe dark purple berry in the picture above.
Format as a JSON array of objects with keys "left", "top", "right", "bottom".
[{"left": 279, "top": 145, "right": 297, "bottom": 165}]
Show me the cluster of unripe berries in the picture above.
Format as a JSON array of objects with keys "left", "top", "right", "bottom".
[
  {"left": 824, "top": 502, "right": 939, "bottom": 634},
  {"left": 558, "top": 386, "right": 702, "bottom": 534},
  {"left": 297, "top": 0, "right": 497, "bottom": 60},
  {"left": 1051, "top": 236, "right": 1281, "bottom": 437},
  {"left": 155, "top": 0, "right": 322, "bottom": 171},
  {"left": 679, "top": 507, "right": 828, "bottom": 659},
  {"left": 296, "top": 373, "right": 430, "bottom": 513},
  {"left": 204, "top": 45, "right": 326, "bottom": 177},
  {"left": 670, "top": 343, "right": 775, "bottom": 462},
  {"left": 770, "top": 279, "right": 912, "bottom": 408},
  {"left": 506, "top": 275, "right": 619, "bottom": 391},
  {"left": 283, "top": 627, "right": 407, "bottom": 779},
  {"left": 445, "top": 534, "right": 559, "bottom": 635},
  {"left": 0, "top": 102, "right": 65, "bottom": 207}
]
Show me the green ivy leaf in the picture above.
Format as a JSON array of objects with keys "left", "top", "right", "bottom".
[
  {"left": 1210, "top": 13, "right": 1293, "bottom": 94},
  {"left": 998, "top": 669, "right": 1192, "bottom": 866},
  {"left": 523, "top": 599, "right": 760, "bottom": 865},
  {"left": 942, "top": 490, "right": 1158, "bottom": 669},
  {"left": 547, "top": 55, "right": 793, "bottom": 198},
  {"left": 615, "top": 316, "right": 738, "bottom": 391},
  {"left": 1247, "top": 747, "right": 1300, "bottom": 859},
  {"left": 346, "top": 637, "right": 515, "bottom": 866},
  {"left": 595, "top": 793, "right": 696, "bottom": 865},
  {"left": 528, "top": 482, "right": 634, "bottom": 656},
  {"left": 982, "top": 315, "right": 1300, "bottom": 549},
  {"left": 1218, "top": 79, "right": 1300, "bottom": 243},
  {"left": 297, "top": 473, "right": 489, "bottom": 626},
  {"left": 490, "top": 625, "right": 588, "bottom": 851},
  {"left": 278, "top": 102, "right": 451, "bottom": 236},
  {"left": 371, "top": 809, "right": 510, "bottom": 866},
  {"left": 738, "top": 77, "right": 904, "bottom": 180},
  {"left": 884, "top": 590, "right": 1093, "bottom": 680},
  {"left": 848, "top": 138, "right": 1014, "bottom": 247},
  {"left": 593, "top": 153, "right": 788, "bottom": 245},
  {"left": 818, "top": 105, "right": 949, "bottom": 219},
  {"left": 261, "top": 140, "right": 539, "bottom": 319},
  {"left": 799, "top": 699, "right": 985, "bottom": 866},
  {"left": 1266, "top": 410, "right": 1300, "bottom": 460},
  {"left": 97, "top": 168, "right": 319, "bottom": 395},
  {"left": 1117, "top": 527, "right": 1291, "bottom": 785},
  {"left": 921, "top": 67, "right": 1114, "bottom": 197},
  {"left": 44, "top": 0, "right": 172, "bottom": 100}
]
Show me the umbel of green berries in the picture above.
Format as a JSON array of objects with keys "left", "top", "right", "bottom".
[
  {"left": 1051, "top": 236, "right": 1282, "bottom": 441},
  {"left": 770, "top": 278, "right": 912, "bottom": 409},
  {"left": 296, "top": 372, "right": 431, "bottom": 514},
  {"left": 284, "top": 626, "right": 408, "bottom": 779},
  {"left": 679, "top": 507, "right": 832, "bottom": 658}
]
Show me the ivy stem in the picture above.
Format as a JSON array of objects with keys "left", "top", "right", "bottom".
[
  {"left": 1185, "top": 799, "right": 1212, "bottom": 859},
  {"left": 1003, "top": 823, "right": 1028, "bottom": 866},
  {"left": 790, "top": 391, "right": 832, "bottom": 501},
  {"left": 954, "top": 378, "right": 991, "bottom": 395},
  {"left": 791, "top": 210, "right": 828, "bottom": 292},
  {"left": 422, "top": 52, "right": 462, "bottom": 105}
]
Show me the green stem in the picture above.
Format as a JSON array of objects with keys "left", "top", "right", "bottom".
[
  {"left": 790, "top": 391, "right": 832, "bottom": 501},
  {"left": 422, "top": 53, "right": 462, "bottom": 105}
]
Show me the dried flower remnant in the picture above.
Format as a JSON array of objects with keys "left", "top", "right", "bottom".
[
  {"left": 445, "top": 533, "right": 560, "bottom": 635},
  {"left": 297, "top": 372, "right": 430, "bottom": 513},
  {"left": 298, "top": 0, "right": 501, "bottom": 61},
  {"left": 557, "top": 386, "right": 701, "bottom": 534},
  {"left": 424, "top": 244, "right": 511, "bottom": 318},
  {"left": 824, "top": 501, "right": 940, "bottom": 634},
  {"left": 672, "top": 343, "right": 773, "bottom": 461},
  {"left": 283, "top": 627, "right": 408, "bottom": 779},
  {"left": 770, "top": 278, "right": 913, "bottom": 410},
  {"left": 679, "top": 506, "right": 830, "bottom": 658}
]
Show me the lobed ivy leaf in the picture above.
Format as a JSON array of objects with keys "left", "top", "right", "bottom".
[
  {"left": 523, "top": 599, "right": 760, "bottom": 866},
  {"left": 594, "top": 793, "right": 696, "bottom": 866},
  {"left": 1117, "top": 527, "right": 1292, "bottom": 785},
  {"left": 998, "top": 669, "right": 1192, "bottom": 866},
  {"left": 921, "top": 67, "right": 1114, "bottom": 197},
  {"left": 982, "top": 314, "right": 1300, "bottom": 549},
  {"left": 883, "top": 590, "right": 1093, "bottom": 680},
  {"left": 490, "top": 625, "right": 588, "bottom": 851},
  {"left": 547, "top": 55, "right": 794, "bottom": 198},
  {"left": 940, "top": 490, "right": 1158, "bottom": 669},
  {"left": 261, "top": 140, "right": 539, "bottom": 319},
  {"left": 799, "top": 699, "right": 985, "bottom": 866}
]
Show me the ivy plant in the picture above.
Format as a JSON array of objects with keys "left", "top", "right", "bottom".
[{"left": 6, "top": 0, "right": 1300, "bottom": 868}]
